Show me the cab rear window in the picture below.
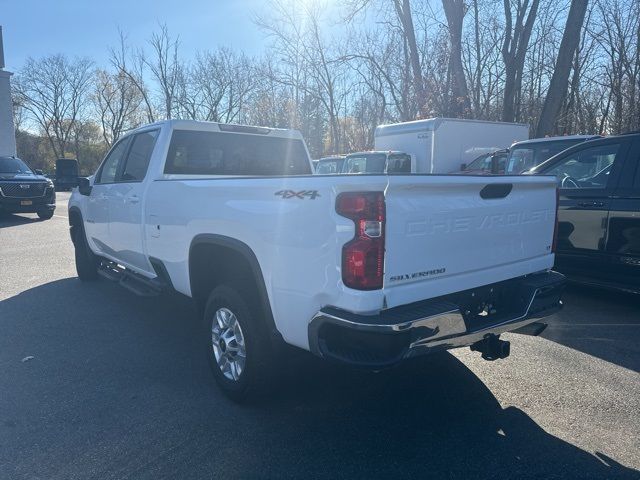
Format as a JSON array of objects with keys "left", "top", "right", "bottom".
[{"left": 164, "top": 130, "right": 311, "bottom": 176}]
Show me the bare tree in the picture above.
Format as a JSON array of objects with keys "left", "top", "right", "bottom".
[
  {"left": 144, "top": 24, "right": 180, "bottom": 119},
  {"left": 176, "top": 48, "right": 255, "bottom": 123},
  {"left": 536, "top": 0, "right": 589, "bottom": 136},
  {"left": 462, "top": 0, "right": 505, "bottom": 118},
  {"left": 501, "top": 0, "right": 540, "bottom": 122},
  {"left": 109, "top": 31, "right": 156, "bottom": 123},
  {"left": 93, "top": 69, "right": 144, "bottom": 146},
  {"left": 393, "top": 0, "right": 428, "bottom": 117},
  {"left": 256, "top": 1, "right": 349, "bottom": 152},
  {"left": 442, "top": 0, "right": 471, "bottom": 116},
  {"left": 15, "top": 54, "right": 93, "bottom": 158}
]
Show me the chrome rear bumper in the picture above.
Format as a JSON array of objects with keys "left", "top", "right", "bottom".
[{"left": 309, "top": 270, "right": 565, "bottom": 367}]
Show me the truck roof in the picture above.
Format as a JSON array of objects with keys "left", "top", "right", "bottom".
[
  {"left": 124, "top": 119, "right": 304, "bottom": 140},
  {"left": 345, "top": 151, "right": 407, "bottom": 157},
  {"left": 512, "top": 135, "right": 600, "bottom": 146},
  {"left": 375, "top": 117, "right": 528, "bottom": 138}
]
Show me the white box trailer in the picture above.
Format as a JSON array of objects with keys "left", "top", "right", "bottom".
[{"left": 374, "top": 117, "right": 529, "bottom": 173}]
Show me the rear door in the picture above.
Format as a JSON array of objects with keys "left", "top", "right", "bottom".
[
  {"left": 604, "top": 138, "right": 640, "bottom": 289},
  {"left": 542, "top": 138, "right": 630, "bottom": 279},
  {"left": 85, "top": 137, "right": 131, "bottom": 255},
  {"left": 107, "top": 129, "right": 159, "bottom": 274}
]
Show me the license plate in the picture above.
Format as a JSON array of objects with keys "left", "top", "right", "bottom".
[{"left": 20, "top": 200, "right": 32, "bottom": 206}]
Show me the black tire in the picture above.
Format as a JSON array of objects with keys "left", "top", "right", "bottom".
[
  {"left": 203, "top": 284, "right": 275, "bottom": 402},
  {"left": 73, "top": 222, "right": 99, "bottom": 281},
  {"left": 37, "top": 210, "right": 54, "bottom": 220}
]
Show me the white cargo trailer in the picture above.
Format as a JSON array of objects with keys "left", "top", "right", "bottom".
[{"left": 374, "top": 118, "right": 529, "bottom": 173}]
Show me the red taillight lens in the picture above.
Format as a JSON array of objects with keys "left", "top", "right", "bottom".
[
  {"left": 552, "top": 188, "right": 559, "bottom": 253},
  {"left": 336, "top": 192, "right": 385, "bottom": 290}
]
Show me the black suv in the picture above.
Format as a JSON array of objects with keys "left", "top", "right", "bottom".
[
  {"left": 530, "top": 133, "right": 640, "bottom": 293},
  {"left": 0, "top": 156, "right": 56, "bottom": 220}
]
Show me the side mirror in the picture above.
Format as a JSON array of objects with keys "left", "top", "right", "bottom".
[
  {"left": 35, "top": 169, "right": 44, "bottom": 175},
  {"left": 460, "top": 163, "right": 467, "bottom": 171},
  {"left": 78, "top": 177, "right": 92, "bottom": 196}
]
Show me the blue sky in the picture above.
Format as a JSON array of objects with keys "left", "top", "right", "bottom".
[{"left": 1, "top": 0, "right": 270, "bottom": 71}]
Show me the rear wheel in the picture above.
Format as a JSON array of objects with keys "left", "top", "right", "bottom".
[
  {"left": 203, "top": 285, "right": 275, "bottom": 402},
  {"left": 73, "top": 222, "right": 99, "bottom": 281},
  {"left": 37, "top": 210, "right": 54, "bottom": 220}
]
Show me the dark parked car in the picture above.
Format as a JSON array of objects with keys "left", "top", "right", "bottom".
[
  {"left": 0, "top": 156, "right": 56, "bottom": 220},
  {"left": 529, "top": 133, "right": 640, "bottom": 293},
  {"left": 505, "top": 135, "right": 601, "bottom": 174},
  {"left": 54, "top": 158, "right": 79, "bottom": 191}
]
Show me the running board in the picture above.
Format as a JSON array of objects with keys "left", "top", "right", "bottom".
[{"left": 97, "top": 260, "right": 168, "bottom": 297}]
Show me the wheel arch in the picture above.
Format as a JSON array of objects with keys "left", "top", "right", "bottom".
[
  {"left": 68, "top": 206, "right": 83, "bottom": 245},
  {"left": 188, "top": 234, "right": 281, "bottom": 344}
]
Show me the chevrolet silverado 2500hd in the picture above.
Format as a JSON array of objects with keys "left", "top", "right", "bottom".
[{"left": 68, "top": 120, "right": 565, "bottom": 400}]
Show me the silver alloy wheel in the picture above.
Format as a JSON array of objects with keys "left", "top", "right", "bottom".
[{"left": 211, "top": 307, "right": 246, "bottom": 381}]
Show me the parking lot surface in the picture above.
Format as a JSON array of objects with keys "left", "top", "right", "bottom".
[{"left": 1, "top": 192, "right": 639, "bottom": 479}]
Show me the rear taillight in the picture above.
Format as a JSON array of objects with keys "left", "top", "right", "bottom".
[
  {"left": 552, "top": 187, "right": 559, "bottom": 253},
  {"left": 336, "top": 192, "right": 385, "bottom": 290}
]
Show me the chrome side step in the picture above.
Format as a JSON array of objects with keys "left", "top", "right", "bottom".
[{"left": 97, "top": 260, "right": 168, "bottom": 297}]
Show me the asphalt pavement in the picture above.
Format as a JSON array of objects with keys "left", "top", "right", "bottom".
[{"left": 0, "top": 192, "right": 638, "bottom": 479}]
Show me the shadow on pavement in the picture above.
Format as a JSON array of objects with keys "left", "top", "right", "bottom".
[
  {"left": 0, "top": 213, "right": 40, "bottom": 228},
  {"left": 0, "top": 279, "right": 637, "bottom": 479},
  {"left": 543, "top": 284, "right": 640, "bottom": 372}
]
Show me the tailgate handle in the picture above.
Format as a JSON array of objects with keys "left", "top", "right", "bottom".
[{"left": 480, "top": 183, "right": 513, "bottom": 199}]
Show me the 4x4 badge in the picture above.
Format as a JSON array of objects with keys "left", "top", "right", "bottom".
[{"left": 275, "top": 190, "right": 320, "bottom": 200}]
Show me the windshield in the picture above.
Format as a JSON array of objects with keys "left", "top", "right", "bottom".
[
  {"left": 342, "top": 153, "right": 387, "bottom": 174},
  {"left": 506, "top": 139, "right": 586, "bottom": 174},
  {"left": 0, "top": 157, "right": 33, "bottom": 174}
]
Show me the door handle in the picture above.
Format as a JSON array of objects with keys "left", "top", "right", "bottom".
[
  {"left": 577, "top": 201, "right": 605, "bottom": 208},
  {"left": 128, "top": 195, "right": 140, "bottom": 204}
]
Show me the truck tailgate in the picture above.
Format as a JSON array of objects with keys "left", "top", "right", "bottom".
[{"left": 383, "top": 175, "right": 557, "bottom": 308}]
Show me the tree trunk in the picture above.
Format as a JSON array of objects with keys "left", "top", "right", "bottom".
[
  {"left": 535, "top": 0, "right": 589, "bottom": 137},
  {"left": 394, "top": 0, "right": 427, "bottom": 118},
  {"left": 442, "top": 0, "right": 470, "bottom": 117},
  {"left": 501, "top": 0, "right": 540, "bottom": 123}
]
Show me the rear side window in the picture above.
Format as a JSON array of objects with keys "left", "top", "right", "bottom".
[
  {"left": 164, "top": 130, "right": 311, "bottom": 176},
  {"left": 121, "top": 130, "right": 159, "bottom": 182}
]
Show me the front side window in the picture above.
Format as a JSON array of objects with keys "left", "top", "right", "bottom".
[
  {"left": 121, "top": 130, "right": 159, "bottom": 182},
  {"left": 545, "top": 143, "right": 620, "bottom": 189},
  {"left": 164, "top": 130, "right": 311, "bottom": 176},
  {"left": 506, "top": 140, "right": 584, "bottom": 174},
  {"left": 96, "top": 138, "right": 130, "bottom": 184}
]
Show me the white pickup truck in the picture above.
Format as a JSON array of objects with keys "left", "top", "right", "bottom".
[{"left": 68, "top": 120, "right": 565, "bottom": 400}]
